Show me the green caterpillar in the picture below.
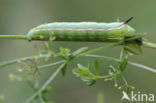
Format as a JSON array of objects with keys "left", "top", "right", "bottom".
[{"left": 27, "top": 17, "right": 140, "bottom": 43}]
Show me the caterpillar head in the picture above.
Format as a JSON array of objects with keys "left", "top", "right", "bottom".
[{"left": 27, "top": 28, "right": 53, "bottom": 41}]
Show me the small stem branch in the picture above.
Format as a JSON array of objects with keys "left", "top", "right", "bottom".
[
  {"left": 39, "top": 60, "right": 65, "bottom": 69},
  {"left": 23, "top": 61, "right": 66, "bottom": 103},
  {"left": 77, "top": 42, "right": 123, "bottom": 57},
  {"left": 0, "top": 54, "right": 50, "bottom": 67},
  {"left": 40, "top": 61, "right": 66, "bottom": 91},
  {"left": 84, "top": 54, "right": 156, "bottom": 73},
  {"left": 121, "top": 74, "right": 128, "bottom": 85}
]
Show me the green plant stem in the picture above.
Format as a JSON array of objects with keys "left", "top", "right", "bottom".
[
  {"left": 1, "top": 35, "right": 156, "bottom": 49},
  {"left": 23, "top": 61, "right": 67, "bottom": 103},
  {"left": 84, "top": 54, "right": 156, "bottom": 73},
  {"left": 0, "top": 35, "right": 27, "bottom": 40}
]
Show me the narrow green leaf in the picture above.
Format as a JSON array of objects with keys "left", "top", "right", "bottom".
[
  {"left": 119, "top": 56, "right": 128, "bottom": 72},
  {"left": 42, "top": 86, "right": 51, "bottom": 94},
  {"left": 125, "top": 33, "right": 144, "bottom": 41},
  {"left": 120, "top": 46, "right": 125, "bottom": 61},
  {"left": 135, "top": 44, "right": 143, "bottom": 54},
  {"left": 87, "top": 80, "right": 96, "bottom": 86},
  {"left": 124, "top": 85, "right": 130, "bottom": 94},
  {"left": 61, "top": 63, "right": 67, "bottom": 76},
  {"left": 127, "top": 44, "right": 143, "bottom": 54},
  {"left": 42, "top": 96, "right": 52, "bottom": 103},
  {"left": 124, "top": 47, "right": 139, "bottom": 55},
  {"left": 93, "top": 59, "right": 100, "bottom": 75}
]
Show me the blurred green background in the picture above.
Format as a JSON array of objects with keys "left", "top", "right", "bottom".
[{"left": 0, "top": 0, "right": 156, "bottom": 103}]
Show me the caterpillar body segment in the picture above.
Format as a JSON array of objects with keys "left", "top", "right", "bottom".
[{"left": 27, "top": 22, "right": 135, "bottom": 41}]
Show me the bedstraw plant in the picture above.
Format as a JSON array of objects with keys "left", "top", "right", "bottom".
[{"left": 0, "top": 17, "right": 156, "bottom": 103}]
